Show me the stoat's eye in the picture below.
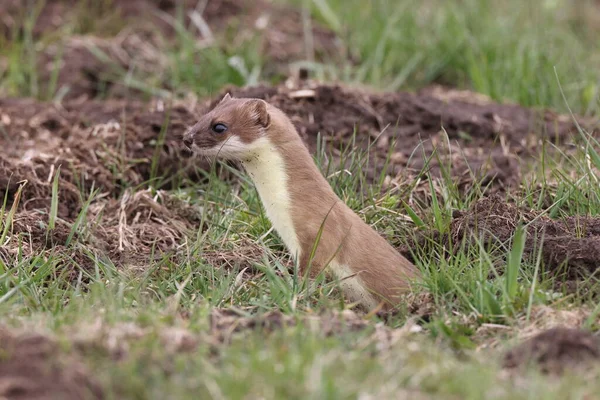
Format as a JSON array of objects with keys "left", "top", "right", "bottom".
[{"left": 212, "top": 123, "right": 228, "bottom": 134}]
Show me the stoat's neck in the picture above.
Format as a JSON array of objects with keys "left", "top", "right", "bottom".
[{"left": 241, "top": 136, "right": 302, "bottom": 259}]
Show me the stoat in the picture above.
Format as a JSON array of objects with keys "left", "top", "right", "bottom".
[{"left": 183, "top": 93, "right": 420, "bottom": 311}]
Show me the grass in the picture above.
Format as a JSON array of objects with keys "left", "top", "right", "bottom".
[
  {"left": 1, "top": 0, "right": 599, "bottom": 112},
  {"left": 1, "top": 123, "right": 599, "bottom": 397},
  {"left": 1, "top": 0, "right": 600, "bottom": 398},
  {"left": 296, "top": 0, "right": 600, "bottom": 114}
]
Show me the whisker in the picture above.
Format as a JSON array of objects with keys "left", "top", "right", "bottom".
[{"left": 216, "top": 136, "right": 235, "bottom": 158}]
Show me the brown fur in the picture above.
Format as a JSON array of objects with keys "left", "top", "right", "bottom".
[
  {"left": 184, "top": 94, "right": 420, "bottom": 310},
  {"left": 184, "top": 93, "right": 270, "bottom": 149}
]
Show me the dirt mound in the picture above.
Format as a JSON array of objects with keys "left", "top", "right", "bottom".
[
  {"left": 503, "top": 327, "right": 600, "bottom": 374},
  {"left": 11, "top": 209, "right": 74, "bottom": 248},
  {"left": 5, "top": 82, "right": 588, "bottom": 202},
  {"left": 89, "top": 189, "right": 202, "bottom": 259},
  {"left": 448, "top": 195, "right": 600, "bottom": 280},
  {"left": 1, "top": 154, "right": 83, "bottom": 218},
  {"left": 2, "top": 190, "right": 204, "bottom": 273},
  {"left": 1, "top": 83, "right": 596, "bottom": 273},
  {"left": 400, "top": 195, "right": 600, "bottom": 290},
  {"left": 0, "top": 327, "right": 104, "bottom": 400},
  {"left": 223, "top": 83, "right": 587, "bottom": 149},
  {"left": 0, "top": 0, "right": 75, "bottom": 38},
  {"left": 222, "top": 83, "right": 595, "bottom": 189},
  {"left": 0, "top": 97, "right": 204, "bottom": 196},
  {"left": 2, "top": 209, "right": 107, "bottom": 280},
  {"left": 0, "top": 97, "right": 220, "bottom": 271}
]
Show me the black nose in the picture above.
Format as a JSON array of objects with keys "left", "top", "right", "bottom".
[{"left": 183, "top": 136, "right": 193, "bottom": 150}]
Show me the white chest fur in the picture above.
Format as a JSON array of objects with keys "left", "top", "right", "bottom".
[{"left": 241, "top": 137, "right": 302, "bottom": 259}]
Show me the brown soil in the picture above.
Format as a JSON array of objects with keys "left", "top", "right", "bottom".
[
  {"left": 401, "top": 195, "right": 600, "bottom": 285},
  {"left": 201, "top": 239, "right": 268, "bottom": 271},
  {"left": 0, "top": 97, "right": 203, "bottom": 197},
  {"left": 449, "top": 195, "right": 600, "bottom": 280},
  {"left": 222, "top": 82, "right": 596, "bottom": 189},
  {"left": 0, "top": 95, "right": 218, "bottom": 271},
  {"left": 503, "top": 327, "right": 600, "bottom": 374},
  {"left": 0, "top": 327, "right": 104, "bottom": 400},
  {"left": 6, "top": 80, "right": 586, "bottom": 202},
  {"left": 1, "top": 82, "right": 598, "bottom": 275}
]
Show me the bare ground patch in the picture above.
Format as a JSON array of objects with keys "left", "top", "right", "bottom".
[
  {"left": 0, "top": 327, "right": 104, "bottom": 400},
  {"left": 0, "top": 96, "right": 211, "bottom": 271},
  {"left": 503, "top": 327, "right": 600, "bottom": 374},
  {"left": 499, "top": 304, "right": 599, "bottom": 375}
]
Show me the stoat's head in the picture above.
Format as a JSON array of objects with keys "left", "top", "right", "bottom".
[{"left": 183, "top": 93, "right": 271, "bottom": 160}]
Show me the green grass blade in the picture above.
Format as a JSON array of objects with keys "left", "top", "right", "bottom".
[
  {"left": 505, "top": 225, "right": 526, "bottom": 302},
  {"left": 48, "top": 166, "right": 61, "bottom": 231}
]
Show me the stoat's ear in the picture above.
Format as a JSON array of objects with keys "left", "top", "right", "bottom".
[
  {"left": 219, "top": 93, "right": 232, "bottom": 104},
  {"left": 249, "top": 99, "right": 270, "bottom": 128}
]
